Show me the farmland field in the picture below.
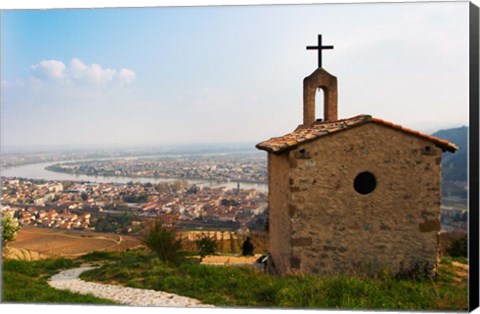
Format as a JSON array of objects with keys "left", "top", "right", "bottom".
[
  {"left": 7, "top": 227, "right": 141, "bottom": 260},
  {"left": 6, "top": 227, "right": 268, "bottom": 261}
]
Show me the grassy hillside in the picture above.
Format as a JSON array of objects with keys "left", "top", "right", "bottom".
[
  {"left": 2, "top": 250, "right": 467, "bottom": 310},
  {"left": 78, "top": 250, "right": 467, "bottom": 310}
]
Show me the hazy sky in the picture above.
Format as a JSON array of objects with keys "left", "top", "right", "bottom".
[{"left": 0, "top": 1, "right": 470, "bottom": 147}]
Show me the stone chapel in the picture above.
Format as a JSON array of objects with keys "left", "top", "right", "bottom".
[{"left": 256, "top": 35, "right": 458, "bottom": 277}]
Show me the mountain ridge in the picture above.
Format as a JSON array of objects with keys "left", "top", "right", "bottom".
[{"left": 432, "top": 126, "right": 468, "bottom": 199}]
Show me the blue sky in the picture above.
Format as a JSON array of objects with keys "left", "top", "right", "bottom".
[{"left": 0, "top": 2, "right": 470, "bottom": 147}]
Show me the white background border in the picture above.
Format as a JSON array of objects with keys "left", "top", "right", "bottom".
[
  {"left": 0, "top": 0, "right": 478, "bottom": 9},
  {"left": 1, "top": 1, "right": 478, "bottom": 314}
]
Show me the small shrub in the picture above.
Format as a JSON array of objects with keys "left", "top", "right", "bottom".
[
  {"left": 195, "top": 233, "right": 217, "bottom": 258},
  {"left": 80, "top": 251, "right": 114, "bottom": 262},
  {"left": 138, "top": 219, "right": 184, "bottom": 265},
  {"left": 1, "top": 212, "right": 21, "bottom": 257},
  {"left": 447, "top": 235, "right": 467, "bottom": 258}
]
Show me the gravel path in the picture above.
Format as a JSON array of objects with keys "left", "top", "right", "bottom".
[{"left": 48, "top": 266, "right": 213, "bottom": 307}]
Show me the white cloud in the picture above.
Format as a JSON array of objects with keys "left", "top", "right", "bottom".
[
  {"left": 118, "top": 68, "right": 136, "bottom": 84},
  {"left": 30, "top": 58, "right": 135, "bottom": 86},
  {"left": 2, "top": 58, "right": 137, "bottom": 115},
  {"left": 70, "top": 58, "right": 88, "bottom": 80},
  {"left": 31, "top": 60, "right": 66, "bottom": 80},
  {"left": 69, "top": 58, "right": 117, "bottom": 84}
]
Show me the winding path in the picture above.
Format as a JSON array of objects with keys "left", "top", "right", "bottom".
[{"left": 48, "top": 266, "right": 213, "bottom": 307}]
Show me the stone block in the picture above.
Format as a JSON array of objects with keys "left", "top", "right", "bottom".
[
  {"left": 419, "top": 219, "right": 440, "bottom": 232},
  {"left": 292, "top": 237, "right": 313, "bottom": 247}
]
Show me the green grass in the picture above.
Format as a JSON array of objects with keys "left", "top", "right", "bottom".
[
  {"left": 79, "top": 251, "right": 468, "bottom": 310},
  {"left": 2, "top": 251, "right": 466, "bottom": 309},
  {"left": 2, "top": 258, "right": 116, "bottom": 304},
  {"left": 450, "top": 256, "right": 468, "bottom": 264}
]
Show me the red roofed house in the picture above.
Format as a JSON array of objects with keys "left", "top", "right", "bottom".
[{"left": 256, "top": 41, "right": 457, "bottom": 277}]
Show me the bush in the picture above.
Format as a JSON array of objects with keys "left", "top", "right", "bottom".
[
  {"left": 139, "top": 220, "right": 184, "bottom": 265},
  {"left": 447, "top": 235, "right": 468, "bottom": 258},
  {"left": 195, "top": 233, "right": 218, "bottom": 258},
  {"left": 2, "top": 212, "right": 21, "bottom": 257}
]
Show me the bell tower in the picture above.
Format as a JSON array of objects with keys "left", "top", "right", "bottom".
[{"left": 302, "top": 35, "right": 338, "bottom": 126}]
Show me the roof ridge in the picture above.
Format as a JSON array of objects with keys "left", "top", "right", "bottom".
[
  {"left": 370, "top": 117, "right": 458, "bottom": 152},
  {"left": 256, "top": 114, "right": 458, "bottom": 154}
]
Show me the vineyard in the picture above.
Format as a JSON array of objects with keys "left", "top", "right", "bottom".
[{"left": 179, "top": 230, "right": 268, "bottom": 255}]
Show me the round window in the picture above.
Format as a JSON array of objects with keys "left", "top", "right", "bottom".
[{"left": 354, "top": 172, "right": 376, "bottom": 195}]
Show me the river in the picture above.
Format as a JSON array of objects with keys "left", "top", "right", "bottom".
[{"left": 1, "top": 160, "right": 268, "bottom": 192}]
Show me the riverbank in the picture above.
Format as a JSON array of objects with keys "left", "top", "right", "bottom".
[
  {"left": 45, "top": 165, "right": 267, "bottom": 186},
  {"left": 2, "top": 160, "right": 268, "bottom": 192}
]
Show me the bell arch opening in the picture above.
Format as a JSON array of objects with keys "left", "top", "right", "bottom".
[{"left": 315, "top": 88, "right": 325, "bottom": 122}]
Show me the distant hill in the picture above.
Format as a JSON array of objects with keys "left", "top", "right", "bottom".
[{"left": 431, "top": 126, "right": 468, "bottom": 199}]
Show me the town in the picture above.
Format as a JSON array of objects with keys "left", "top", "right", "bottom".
[
  {"left": 46, "top": 153, "right": 267, "bottom": 183},
  {"left": 1, "top": 177, "right": 268, "bottom": 235},
  {"left": 1, "top": 172, "right": 468, "bottom": 235}
]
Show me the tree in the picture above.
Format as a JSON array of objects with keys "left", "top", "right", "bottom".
[
  {"left": 154, "top": 182, "right": 171, "bottom": 193},
  {"left": 2, "top": 213, "right": 21, "bottom": 257},
  {"left": 122, "top": 194, "right": 148, "bottom": 203},
  {"left": 172, "top": 180, "right": 188, "bottom": 192}
]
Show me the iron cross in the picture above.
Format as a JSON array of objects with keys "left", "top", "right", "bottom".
[{"left": 306, "top": 34, "right": 334, "bottom": 68}]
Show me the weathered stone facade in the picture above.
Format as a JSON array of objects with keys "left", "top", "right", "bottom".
[{"left": 266, "top": 123, "right": 445, "bottom": 276}]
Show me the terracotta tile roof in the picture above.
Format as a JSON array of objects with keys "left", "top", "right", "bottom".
[{"left": 256, "top": 114, "right": 458, "bottom": 154}]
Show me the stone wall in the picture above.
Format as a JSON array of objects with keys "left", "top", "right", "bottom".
[
  {"left": 268, "top": 123, "right": 443, "bottom": 276},
  {"left": 267, "top": 153, "right": 291, "bottom": 275}
]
